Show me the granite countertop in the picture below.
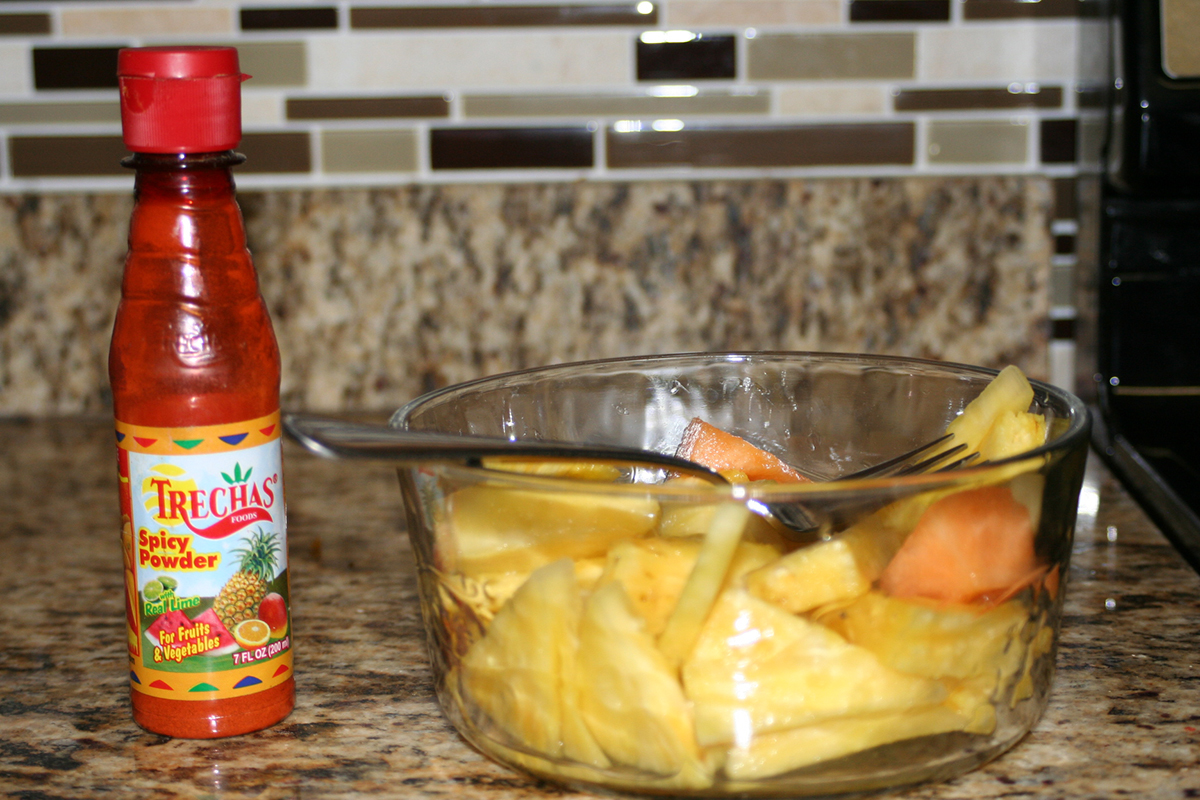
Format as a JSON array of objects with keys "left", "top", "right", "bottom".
[{"left": 3, "top": 416, "right": 1199, "bottom": 799}]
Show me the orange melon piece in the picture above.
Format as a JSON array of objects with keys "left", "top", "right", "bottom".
[
  {"left": 878, "top": 485, "right": 1041, "bottom": 606},
  {"left": 676, "top": 418, "right": 809, "bottom": 484}
]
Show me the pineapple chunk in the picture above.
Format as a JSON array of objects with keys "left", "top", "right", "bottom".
[
  {"left": 598, "top": 537, "right": 783, "bottom": 638},
  {"left": 576, "top": 582, "right": 711, "bottom": 787},
  {"left": 744, "top": 514, "right": 907, "bottom": 614},
  {"left": 978, "top": 409, "right": 1047, "bottom": 462},
  {"left": 657, "top": 504, "right": 750, "bottom": 669},
  {"left": 599, "top": 537, "right": 703, "bottom": 637},
  {"left": 458, "top": 559, "right": 608, "bottom": 766},
  {"left": 658, "top": 476, "right": 794, "bottom": 546},
  {"left": 816, "top": 590, "right": 1030, "bottom": 684},
  {"left": 445, "top": 484, "right": 659, "bottom": 575},
  {"left": 683, "top": 589, "right": 948, "bottom": 747},
  {"left": 722, "top": 704, "right": 973, "bottom": 780},
  {"left": 941, "top": 365, "right": 1035, "bottom": 457}
]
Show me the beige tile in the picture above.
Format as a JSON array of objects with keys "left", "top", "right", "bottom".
[
  {"left": 749, "top": 33, "right": 915, "bottom": 80},
  {"left": 919, "top": 22, "right": 1078, "bottom": 82},
  {"left": 464, "top": 90, "right": 769, "bottom": 118},
  {"left": 0, "top": 43, "right": 28, "bottom": 94},
  {"left": 666, "top": 0, "right": 841, "bottom": 27},
  {"left": 236, "top": 41, "right": 307, "bottom": 87},
  {"left": 61, "top": 7, "right": 232, "bottom": 37},
  {"left": 240, "top": 93, "right": 283, "bottom": 126},
  {"left": 1163, "top": 0, "right": 1200, "bottom": 77},
  {"left": 309, "top": 32, "right": 629, "bottom": 91},
  {"left": 322, "top": 129, "right": 418, "bottom": 173},
  {"left": 777, "top": 85, "right": 888, "bottom": 116},
  {"left": 0, "top": 101, "right": 120, "bottom": 125},
  {"left": 927, "top": 119, "right": 1030, "bottom": 164}
]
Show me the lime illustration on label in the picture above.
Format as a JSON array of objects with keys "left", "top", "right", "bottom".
[{"left": 116, "top": 413, "right": 292, "bottom": 700}]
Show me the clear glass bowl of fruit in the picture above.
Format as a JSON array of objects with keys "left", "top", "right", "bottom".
[{"left": 391, "top": 351, "right": 1090, "bottom": 797}]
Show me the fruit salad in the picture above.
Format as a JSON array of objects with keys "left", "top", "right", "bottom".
[{"left": 431, "top": 365, "right": 1061, "bottom": 792}]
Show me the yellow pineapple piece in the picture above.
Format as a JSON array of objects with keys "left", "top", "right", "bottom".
[
  {"left": 445, "top": 484, "right": 659, "bottom": 575},
  {"left": 977, "top": 409, "right": 1047, "bottom": 463},
  {"left": 683, "top": 589, "right": 948, "bottom": 747},
  {"left": 481, "top": 459, "right": 623, "bottom": 482},
  {"left": 658, "top": 476, "right": 793, "bottom": 546},
  {"left": 722, "top": 704, "right": 973, "bottom": 780},
  {"left": 815, "top": 590, "right": 1030, "bottom": 684},
  {"left": 745, "top": 514, "right": 907, "bottom": 614},
  {"left": 656, "top": 504, "right": 750, "bottom": 669},
  {"left": 598, "top": 537, "right": 702, "bottom": 637},
  {"left": 457, "top": 559, "right": 608, "bottom": 766},
  {"left": 576, "top": 582, "right": 712, "bottom": 787},
  {"left": 940, "top": 365, "right": 1035, "bottom": 458},
  {"left": 598, "top": 536, "right": 782, "bottom": 638}
]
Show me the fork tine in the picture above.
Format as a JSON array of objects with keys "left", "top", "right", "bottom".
[
  {"left": 892, "top": 442, "right": 968, "bottom": 476},
  {"left": 902, "top": 450, "right": 984, "bottom": 474},
  {"left": 848, "top": 433, "right": 955, "bottom": 480}
]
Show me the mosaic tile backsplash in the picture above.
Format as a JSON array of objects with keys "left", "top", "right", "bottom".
[
  {"left": 0, "top": 0, "right": 1092, "bottom": 187},
  {"left": 0, "top": 1, "right": 1093, "bottom": 415}
]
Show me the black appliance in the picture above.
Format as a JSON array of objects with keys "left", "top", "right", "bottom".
[{"left": 1096, "top": 0, "right": 1200, "bottom": 569}]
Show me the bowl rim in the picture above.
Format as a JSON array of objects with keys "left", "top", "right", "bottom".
[{"left": 390, "top": 350, "right": 1091, "bottom": 496}]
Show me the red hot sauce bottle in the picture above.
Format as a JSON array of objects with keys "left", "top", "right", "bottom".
[{"left": 110, "top": 46, "right": 295, "bottom": 738}]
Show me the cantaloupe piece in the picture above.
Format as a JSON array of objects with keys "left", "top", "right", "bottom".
[
  {"left": 878, "top": 485, "right": 1041, "bottom": 605},
  {"left": 676, "top": 418, "right": 809, "bottom": 484}
]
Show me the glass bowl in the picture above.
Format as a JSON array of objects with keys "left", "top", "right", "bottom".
[{"left": 390, "top": 351, "right": 1090, "bottom": 797}]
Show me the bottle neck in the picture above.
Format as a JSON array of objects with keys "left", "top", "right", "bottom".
[{"left": 125, "top": 151, "right": 246, "bottom": 198}]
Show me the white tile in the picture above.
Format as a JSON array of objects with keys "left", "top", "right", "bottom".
[
  {"left": 777, "top": 84, "right": 887, "bottom": 116},
  {"left": 0, "top": 43, "right": 30, "bottom": 95},
  {"left": 60, "top": 7, "right": 233, "bottom": 37},
  {"left": 308, "top": 32, "right": 631, "bottom": 92},
  {"left": 919, "top": 22, "right": 1078, "bottom": 83},
  {"left": 241, "top": 92, "right": 283, "bottom": 126}
]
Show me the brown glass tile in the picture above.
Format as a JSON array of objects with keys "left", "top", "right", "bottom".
[
  {"left": 350, "top": 4, "right": 657, "bottom": 28},
  {"left": 238, "top": 132, "right": 312, "bottom": 173},
  {"left": 1051, "top": 317, "right": 1075, "bottom": 339},
  {"left": 431, "top": 127, "right": 593, "bottom": 169},
  {"left": 1040, "top": 118, "right": 1077, "bottom": 164},
  {"left": 963, "top": 0, "right": 1086, "bottom": 19},
  {"left": 637, "top": 34, "right": 736, "bottom": 81},
  {"left": 9, "top": 135, "right": 128, "bottom": 178},
  {"left": 1053, "top": 177, "right": 1077, "bottom": 219},
  {"left": 606, "top": 123, "right": 914, "bottom": 168},
  {"left": 241, "top": 6, "right": 338, "bottom": 30},
  {"left": 1075, "top": 85, "right": 1107, "bottom": 109},
  {"left": 894, "top": 86, "right": 1063, "bottom": 111},
  {"left": 849, "top": 0, "right": 950, "bottom": 22},
  {"left": 0, "top": 13, "right": 51, "bottom": 35},
  {"left": 33, "top": 47, "right": 122, "bottom": 90},
  {"left": 748, "top": 33, "right": 914, "bottom": 80},
  {"left": 0, "top": 101, "right": 120, "bottom": 125},
  {"left": 288, "top": 96, "right": 449, "bottom": 120},
  {"left": 463, "top": 91, "right": 769, "bottom": 118}
]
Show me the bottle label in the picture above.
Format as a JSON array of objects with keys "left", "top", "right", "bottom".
[{"left": 116, "top": 412, "right": 292, "bottom": 701}]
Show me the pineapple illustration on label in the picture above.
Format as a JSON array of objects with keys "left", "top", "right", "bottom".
[{"left": 115, "top": 413, "right": 292, "bottom": 700}]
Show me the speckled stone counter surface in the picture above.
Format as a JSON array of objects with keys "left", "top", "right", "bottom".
[
  {"left": 0, "top": 177, "right": 1051, "bottom": 415},
  {"left": 4, "top": 417, "right": 1198, "bottom": 800}
]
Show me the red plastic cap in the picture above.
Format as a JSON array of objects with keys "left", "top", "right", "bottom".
[{"left": 119, "top": 46, "right": 248, "bottom": 153}]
